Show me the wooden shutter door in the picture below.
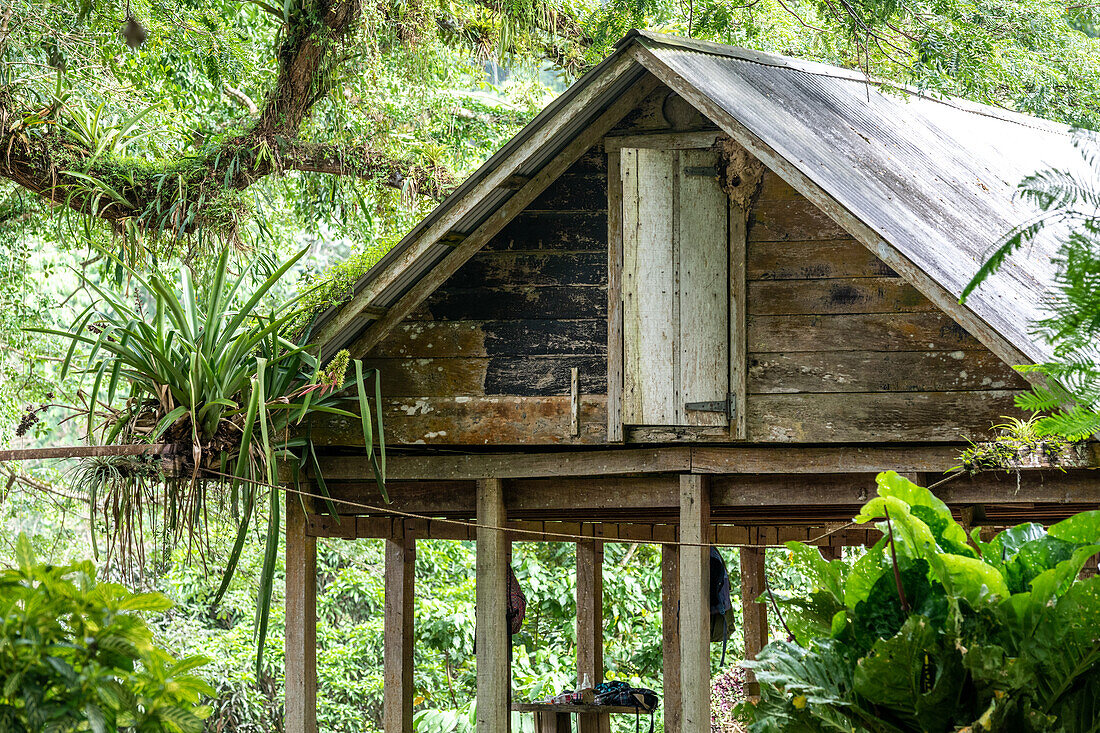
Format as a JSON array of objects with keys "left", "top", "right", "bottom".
[
  {"left": 620, "top": 147, "right": 729, "bottom": 427},
  {"left": 678, "top": 149, "right": 729, "bottom": 427}
]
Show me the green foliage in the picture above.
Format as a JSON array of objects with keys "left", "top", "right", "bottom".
[
  {"left": 962, "top": 135, "right": 1100, "bottom": 441},
  {"left": 746, "top": 471, "right": 1100, "bottom": 732},
  {"left": 29, "top": 246, "right": 387, "bottom": 673},
  {"left": 958, "top": 414, "right": 1081, "bottom": 472},
  {"left": 0, "top": 533, "right": 212, "bottom": 732}
]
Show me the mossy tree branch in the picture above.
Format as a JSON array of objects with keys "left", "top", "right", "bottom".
[{"left": 0, "top": 0, "right": 454, "bottom": 239}]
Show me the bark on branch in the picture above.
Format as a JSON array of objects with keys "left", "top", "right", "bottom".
[{"left": 0, "top": 0, "right": 454, "bottom": 237}]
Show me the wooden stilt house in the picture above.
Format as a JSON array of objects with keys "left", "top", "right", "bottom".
[{"left": 286, "top": 30, "right": 1099, "bottom": 733}]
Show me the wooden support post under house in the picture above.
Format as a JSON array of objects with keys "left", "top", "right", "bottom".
[
  {"left": 661, "top": 544, "right": 682, "bottom": 733},
  {"left": 679, "top": 475, "right": 710, "bottom": 733},
  {"left": 285, "top": 497, "right": 318, "bottom": 733},
  {"left": 577, "top": 526, "right": 608, "bottom": 733},
  {"left": 384, "top": 521, "right": 416, "bottom": 733},
  {"left": 740, "top": 545, "right": 769, "bottom": 697},
  {"left": 477, "top": 478, "right": 510, "bottom": 733}
]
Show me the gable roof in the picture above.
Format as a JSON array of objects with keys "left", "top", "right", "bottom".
[{"left": 315, "top": 29, "right": 1098, "bottom": 370}]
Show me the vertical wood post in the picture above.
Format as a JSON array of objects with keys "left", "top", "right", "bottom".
[
  {"left": 577, "top": 526, "right": 606, "bottom": 733},
  {"left": 477, "top": 479, "right": 509, "bottom": 733},
  {"left": 285, "top": 497, "right": 317, "bottom": 733},
  {"left": 661, "top": 544, "right": 682, "bottom": 733},
  {"left": 740, "top": 544, "right": 769, "bottom": 696},
  {"left": 679, "top": 475, "right": 710, "bottom": 733},
  {"left": 384, "top": 522, "right": 416, "bottom": 733}
]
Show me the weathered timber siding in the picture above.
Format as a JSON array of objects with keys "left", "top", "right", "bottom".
[
  {"left": 353, "top": 151, "right": 610, "bottom": 446},
  {"left": 335, "top": 136, "right": 1026, "bottom": 447},
  {"left": 742, "top": 170, "right": 1027, "bottom": 442}
]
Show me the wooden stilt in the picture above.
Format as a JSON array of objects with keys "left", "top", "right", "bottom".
[
  {"left": 679, "top": 475, "right": 710, "bottom": 733},
  {"left": 661, "top": 544, "right": 681, "bottom": 733},
  {"left": 739, "top": 545, "right": 769, "bottom": 697},
  {"left": 577, "top": 526, "right": 607, "bottom": 733},
  {"left": 384, "top": 522, "right": 416, "bottom": 733},
  {"left": 477, "top": 478, "right": 510, "bottom": 733},
  {"left": 285, "top": 497, "right": 318, "bottom": 733}
]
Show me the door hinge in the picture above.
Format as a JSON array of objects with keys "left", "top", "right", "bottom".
[
  {"left": 682, "top": 165, "right": 718, "bottom": 178},
  {"left": 685, "top": 393, "right": 736, "bottom": 417}
]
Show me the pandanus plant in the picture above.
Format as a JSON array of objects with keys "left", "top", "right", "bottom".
[{"left": 32, "top": 246, "right": 386, "bottom": 672}]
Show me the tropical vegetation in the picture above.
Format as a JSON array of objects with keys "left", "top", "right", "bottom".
[{"left": 747, "top": 472, "right": 1100, "bottom": 732}]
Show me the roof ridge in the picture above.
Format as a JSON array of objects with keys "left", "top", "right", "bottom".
[{"left": 625, "top": 29, "right": 1078, "bottom": 138}]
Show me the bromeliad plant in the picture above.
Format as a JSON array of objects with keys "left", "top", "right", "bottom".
[
  {"left": 31, "top": 246, "right": 387, "bottom": 672},
  {"left": 746, "top": 471, "right": 1100, "bottom": 732}
]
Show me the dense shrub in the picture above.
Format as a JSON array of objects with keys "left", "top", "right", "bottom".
[
  {"left": 0, "top": 533, "right": 212, "bottom": 732},
  {"left": 745, "top": 472, "right": 1100, "bottom": 732}
]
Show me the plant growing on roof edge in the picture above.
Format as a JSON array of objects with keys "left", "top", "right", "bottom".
[
  {"left": 28, "top": 245, "right": 388, "bottom": 674},
  {"left": 744, "top": 471, "right": 1100, "bottom": 732}
]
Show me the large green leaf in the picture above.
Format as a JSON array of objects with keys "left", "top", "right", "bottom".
[
  {"left": 1049, "top": 511, "right": 1100, "bottom": 544},
  {"left": 853, "top": 615, "right": 964, "bottom": 733},
  {"left": 935, "top": 553, "right": 1009, "bottom": 605}
]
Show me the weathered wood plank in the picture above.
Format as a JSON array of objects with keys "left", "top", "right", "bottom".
[
  {"left": 748, "top": 197, "right": 850, "bottom": 241},
  {"left": 576, "top": 530, "right": 604, "bottom": 733},
  {"left": 285, "top": 498, "right": 318, "bottom": 733},
  {"left": 607, "top": 149, "right": 625, "bottom": 443},
  {"left": 679, "top": 475, "right": 710, "bottom": 733},
  {"left": 747, "top": 240, "right": 898, "bottom": 280},
  {"left": 690, "top": 445, "right": 965, "bottom": 474},
  {"left": 311, "top": 396, "right": 609, "bottom": 447},
  {"left": 384, "top": 527, "right": 415, "bottom": 733},
  {"left": 313, "top": 388, "right": 1021, "bottom": 447},
  {"left": 749, "top": 277, "right": 937, "bottom": 315},
  {"left": 739, "top": 544, "right": 768, "bottom": 693},
  {"left": 484, "top": 212, "right": 608, "bottom": 251},
  {"left": 623, "top": 147, "right": 678, "bottom": 424},
  {"left": 368, "top": 320, "right": 607, "bottom": 359},
  {"left": 476, "top": 479, "right": 509, "bottom": 733},
  {"left": 526, "top": 174, "right": 607, "bottom": 211},
  {"left": 730, "top": 187, "right": 748, "bottom": 440},
  {"left": 661, "top": 545, "right": 681, "bottom": 733},
  {"left": 419, "top": 285, "right": 606, "bottom": 321},
  {"left": 445, "top": 252, "right": 607, "bottom": 290},
  {"left": 747, "top": 313, "right": 984, "bottom": 352},
  {"left": 319, "top": 448, "right": 692, "bottom": 481},
  {"left": 748, "top": 350, "right": 1026, "bottom": 394},
  {"left": 361, "top": 356, "right": 606, "bottom": 397},
  {"left": 604, "top": 130, "right": 725, "bottom": 151},
  {"left": 678, "top": 148, "right": 729, "bottom": 427},
  {"left": 746, "top": 390, "right": 1022, "bottom": 442}
]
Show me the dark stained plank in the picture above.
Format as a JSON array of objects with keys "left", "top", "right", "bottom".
[
  {"left": 420, "top": 285, "right": 607, "bottom": 321},
  {"left": 368, "top": 320, "right": 607, "bottom": 359},
  {"left": 361, "top": 356, "right": 606, "bottom": 396},
  {"left": 483, "top": 212, "right": 608, "bottom": 251},
  {"left": 756, "top": 170, "right": 800, "bottom": 201},
  {"left": 749, "top": 277, "right": 938, "bottom": 315},
  {"left": 748, "top": 350, "right": 1026, "bottom": 394},
  {"left": 748, "top": 197, "right": 850, "bottom": 241},
  {"left": 445, "top": 252, "right": 607, "bottom": 289},
  {"left": 747, "top": 240, "right": 898, "bottom": 280},
  {"left": 747, "top": 312, "right": 984, "bottom": 352},
  {"left": 526, "top": 174, "right": 607, "bottom": 211},
  {"left": 747, "top": 390, "right": 1022, "bottom": 442}
]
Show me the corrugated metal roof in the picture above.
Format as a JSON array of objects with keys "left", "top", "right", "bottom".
[{"left": 318, "top": 29, "right": 1099, "bottom": 367}]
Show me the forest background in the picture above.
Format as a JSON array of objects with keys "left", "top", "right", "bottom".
[{"left": 1, "top": 0, "right": 1099, "bottom": 730}]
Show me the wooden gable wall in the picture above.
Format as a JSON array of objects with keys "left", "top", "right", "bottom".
[{"left": 318, "top": 86, "right": 1026, "bottom": 448}]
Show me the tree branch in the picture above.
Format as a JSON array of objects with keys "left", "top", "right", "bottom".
[{"left": 0, "top": 0, "right": 454, "bottom": 239}]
